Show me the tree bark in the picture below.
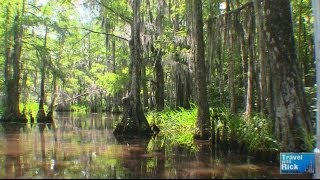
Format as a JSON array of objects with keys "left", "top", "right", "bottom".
[
  {"left": 264, "top": 0, "right": 312, "bottom": 152},
  {"left": 192, "top": 0, "right": 210, "bottom": 140},
  {"left": 175, "top": 69, "right": 184, "bottom": 108},
  {"left": 155, "top": 53, "right": 164, "bottom": 110},
  {"left": 37, "top": 26, "right": 48, "bottom": 132},
  {"left": 3, "top": 1, "right": 25, "bottom": 122},
  {"left": 114, "top": 0, "right": 153, "bottom": 138},
  {"left": 253, "top": 0, "right": 269, "bottom": 115},
  {"left": 111, "top": 39, "right": 121, "bottom": 113},
  {"left": 238, "top": 17, "right": 248, "bottom": 109},
  {"left": 154, "top": 0, "right": 165, "bottom": 111},
  {"left": 228, "top": 29, "right": 237, "bottom": 114},
  {"left": 245, "top": 6, "right": 255, "bottom": 118},
  {"left": 142, "top": 60, "right": 149, "bottom": 110}
]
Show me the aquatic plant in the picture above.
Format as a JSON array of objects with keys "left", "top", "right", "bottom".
[
  {"left": 211, "top": 107, "right": 279, "bottom": 155},
  {"left": 20, "top": 102, "right": 47, "bottom": 122},
  {"left": 239, "top": 114, "right": 279, "bottom": 154},
  {"left": 71, "top": 104, "right": 88, "bottom": 113},
  {"left": 146, "top": 105, "right": 197, "bottom": 150},
  {"left": 148, "top": 106, "right": 280, "bottom": 155}
]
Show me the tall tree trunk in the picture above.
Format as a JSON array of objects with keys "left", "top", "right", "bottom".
[
  {"left": 297, "top": 0, "right": 305, "bottom": 85},
  {"left": 218, "top": 18, "right": 224, "bottom": 105},
  {"left": 224, "top": 0, "right": 235, "bottom": 112},
  {"left": 4, "top": 1, "right": 25, "bottom": 121},
  {"left": 264, "top": 0, "right": 312, "bottom": 152},
  {"left": 111, "top": 39, "right": 120, "bottom": 113},
  {"left": 238, "top": 17, "right": 248, "bottom": 109},
  {"left": 114, "top": 0, "right": 153, "bottom": 138},
  {"left": 184, "top": 68, "right": 191, "bottom": 109},
  {"left": 253, "top": 0, "right": 269, "bottom": 115},
  {"left": 104, "top": 17, "right": 112, "bottom": 112},
  {"left": 192, "top": 0, "right": 210, "bottom": 140},
  {"left": 21, "top": 69, "right": 28, "bottom": 107},
  {"left": 186, "top": 0, "right": 196, "bottom": 104},
  {"left": 245, "top": 6, "right": 255, "bottom": 118},
  {"left": 154, "top": 0, "right": 165, "bottom": 111},
  {"left": 37, "top": 27, "right": 48, "bottom": 131},
  {"left": 155, "top": 53, "right": 164, "bottom": 110},
  {"left": 142, "top": 58, "right": 149, "bottom": 110},
  {"left": 175, "top": 70, "right": 184, "bottom": 108},
  {"left": 228, "top": 14, "right": 237, "bottom": 113}
]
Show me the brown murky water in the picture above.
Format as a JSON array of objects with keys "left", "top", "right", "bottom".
[{"left": 0, "top": 112, "right": 313, "bottom": 179}]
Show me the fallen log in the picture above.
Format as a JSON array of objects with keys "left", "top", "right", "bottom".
[{"left": 53, "top": 92, "right": 89, "bottom": 108}]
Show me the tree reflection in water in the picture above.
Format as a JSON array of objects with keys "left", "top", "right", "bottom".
[
  {"left": 115, "top": 137, "right": 163, "bottom": 179},
  {"left": 0, "top": 113, "right": 306, "bottom": 179},
  {"left": 4, "top": 124, "right": 23, "bottom": 179}
]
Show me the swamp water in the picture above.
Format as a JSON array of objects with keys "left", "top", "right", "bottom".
[{"left": 0, "top": 112, "right": 312, "bottom": 179}]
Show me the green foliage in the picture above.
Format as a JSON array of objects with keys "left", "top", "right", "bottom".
[
  {"left": 305, "top": 86, "right": 317, "bottom": 122},
  {"left": 239, "top": 114, "right": 279, "bottom": 153},
  {"left": 0, "top": 78, "right": 3, "bottom": 92},
  {"left": 97, "top": 72, "right": 128, "bottom": 95},
  {"left": 304, "top": 132, "right": 316, "bottom": 152},
  {"left": 211, "top": 107, "right": 279, "bottom": 154},
  {"left": 71, "top": 104, "right": 87, "bottom": 113},
  {"left": 146, "top": 106, "right": 197, "bottom": 150},
  {"left": 211, "top": 106, "right": 239, "bottom": 149},
  {"left": 20, "top": 102, "right": 47, "bottom": 122},
  {"left": 147, "top": 106, "right": 279, "bottom": 154},
  {"left": 208, "top": 82, "right": 229, "bottom": 108},
  {"left": 0, "top": 104, "right": 4, "bottom": 117}
]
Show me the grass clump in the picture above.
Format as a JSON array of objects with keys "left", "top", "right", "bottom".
[
  {"left": 147, "top": 105, "right": 197, "bottom": 149},
  {"left": 148, "top": 105, "right": 280, "bottom": 155},
  {"left": 239, "top": 114, "right": 279, "bottom": 154},
  {"left": 71, "top": 104, "right": 88, "bottom": 113},
  {"left": 20, "top": 101, "right": 47, "bottom": 122},
  {"left": 211, "top": 107, "right": 279, "bottom": 155}
]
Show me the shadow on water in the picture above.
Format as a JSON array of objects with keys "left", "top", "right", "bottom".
[{"left": 0, "top": 112, "right": 314, "bottom": 179}]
